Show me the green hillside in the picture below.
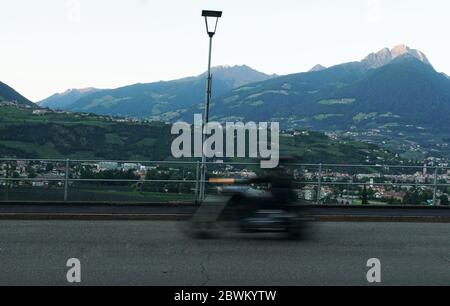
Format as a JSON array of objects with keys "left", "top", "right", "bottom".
[
  {"left": 0, "top": 107, "right": 172, "bottom": 160},
  {"left": 0, "top": 106, "right": 400, "bottom": 164}
]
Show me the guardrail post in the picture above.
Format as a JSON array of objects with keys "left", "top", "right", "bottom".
[
  {"left": 432, "top": 166, "right": 438, "bottom": 206},
  {"left": 195, "top": 161, "right": 200, "bottom": 203},
  {"left": 4, "top": 167, "right": 10, "bottom": 201},
  {"left": 64, "top": 159, "right": 70, "bottom": 203},
  {"left": 316, "top": 163, "right": 323, "bottom": 205}
]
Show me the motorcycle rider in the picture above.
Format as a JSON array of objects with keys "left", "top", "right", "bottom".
[{"left": 241, "top": 157, "right": 299, "bottom": 216}]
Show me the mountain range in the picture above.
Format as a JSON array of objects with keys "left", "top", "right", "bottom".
[
  {"left": 38, "top": 65, "right": 276, "bottom": 121},
  {"left": 37, "top": 45, "right": 450, "bottom": 130},
  {"left": 3, "top": 44, "right": 450, "bottom": 158},
  {"left": 203, "top": 47, "right": 450, "bottom": 131},
  {"left": 193, "top": 45, "right": 450, "bottom": 158}
]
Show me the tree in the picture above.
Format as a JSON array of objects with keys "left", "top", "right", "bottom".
[
  {"left": 46, "top": 163, "right": 54, "bottom": 172},
  {"left": 27, "top": 169, "right": 37, "bottom": 179},
  {"left": 403, "top": 189, "right": 420, "bottom": 205},
  {"left": 439, "top": 195, "right": 449, "bottom": 206},
  {"left": 361, "top": 185, "right": 369, "bottom": 205}
]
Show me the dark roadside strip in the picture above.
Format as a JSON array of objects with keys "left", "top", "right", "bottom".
[{"left": 0, "top": 202, "right": 449, "bottom": 222}]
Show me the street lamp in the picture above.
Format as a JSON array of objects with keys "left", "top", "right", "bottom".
[
  {"left": 202, "top": 10, "right": 222, "bottom": 37},
  {"left": 199, "top": 10, "right": 222, "bottom": 203}
]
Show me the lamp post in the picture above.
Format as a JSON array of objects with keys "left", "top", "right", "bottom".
[{"left": 199, "top": 10, "right": 222, "bottom": 203}]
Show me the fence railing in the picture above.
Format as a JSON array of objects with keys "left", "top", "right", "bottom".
[{"left": 0, "top": 158, "right": 449, "bottom": 205}]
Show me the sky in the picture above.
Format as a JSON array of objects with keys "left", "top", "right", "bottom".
[{"left": 0, "top": 0, "right": 449, "bottom": 102}]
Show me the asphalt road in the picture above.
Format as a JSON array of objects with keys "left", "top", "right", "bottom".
[{"left": 0, "top": 221, "right": 448, "bottom": 285}]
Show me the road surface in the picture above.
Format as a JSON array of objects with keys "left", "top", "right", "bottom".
[{"left": 0, "top": 220, "right": 448, "bottom": 285}]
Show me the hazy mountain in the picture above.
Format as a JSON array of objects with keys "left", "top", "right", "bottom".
[
  {"left": 361, "top": 44, "right": 431, "bottom": 69},
  {"left": 36, "top": 44, "right": 450, "bottom": 158},
  {"left": 38, "top": 88, "right": 101, "bottom": 109},
  {"left": 196, "top": 60, "right": 370, "bottom": 124},
  {"left": 334, "top": 56, "right": 450, "bottom": 127},
  {"left": 191, "top": 45, "right": 450, "bottom": 157},
  {"left": 0, "top": 81, "right": 35, "bottom": 107},
  {"left": 63, "top": 44, "right": 443, "bottom": 125},
  {"left": 178, "top": 46, "right": 448, "bottom": 137},
  {"left": 60, "top": 65, "right": 276, "bottom": 119},
  {"left": 202, "top": 65, "right": 277, "bottom": 88}
]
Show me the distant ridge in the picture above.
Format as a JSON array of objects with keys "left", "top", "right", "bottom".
[
  {"left": 45, "top": 65, "right": 276, "bottom": 120},
  {"left": 38, "top": 88, "right": 101, "bottom": 109}
]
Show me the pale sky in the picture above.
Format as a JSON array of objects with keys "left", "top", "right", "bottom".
[{"left": 1, "top": 0, "right": 449, "bottom": 102}]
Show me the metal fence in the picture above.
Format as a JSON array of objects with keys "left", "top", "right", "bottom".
[{"left": 0, "top": 158, "right": 449, "bottom": 205}]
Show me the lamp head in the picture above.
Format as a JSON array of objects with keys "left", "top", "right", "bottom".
[{"left": 202, "top": 10, "right": 222, "bottom": 37}]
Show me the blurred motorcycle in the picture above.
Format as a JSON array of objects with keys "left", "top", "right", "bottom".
[{"left": 186, "top": 177, "right": 313, "bottom": 240}]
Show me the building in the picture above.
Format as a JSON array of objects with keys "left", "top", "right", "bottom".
[
  {"left": 336, "top": 197, "right": 352, "bottom": 205},
  {"left": 122, "top": 163, "right": 141, "bottom": 171},
  {"left": 32, "top": 109, "right": 51, "bottom": 115},
  {"left": 98, "top": 162, "right": 119, "bottom": 171},
  {"left": 302, "top": 186, "right": 316, "bottom": 201}
]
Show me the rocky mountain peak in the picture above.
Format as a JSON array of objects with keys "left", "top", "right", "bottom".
[{"left": 361, "top": 44, "right": 431, "bottom": 69}]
